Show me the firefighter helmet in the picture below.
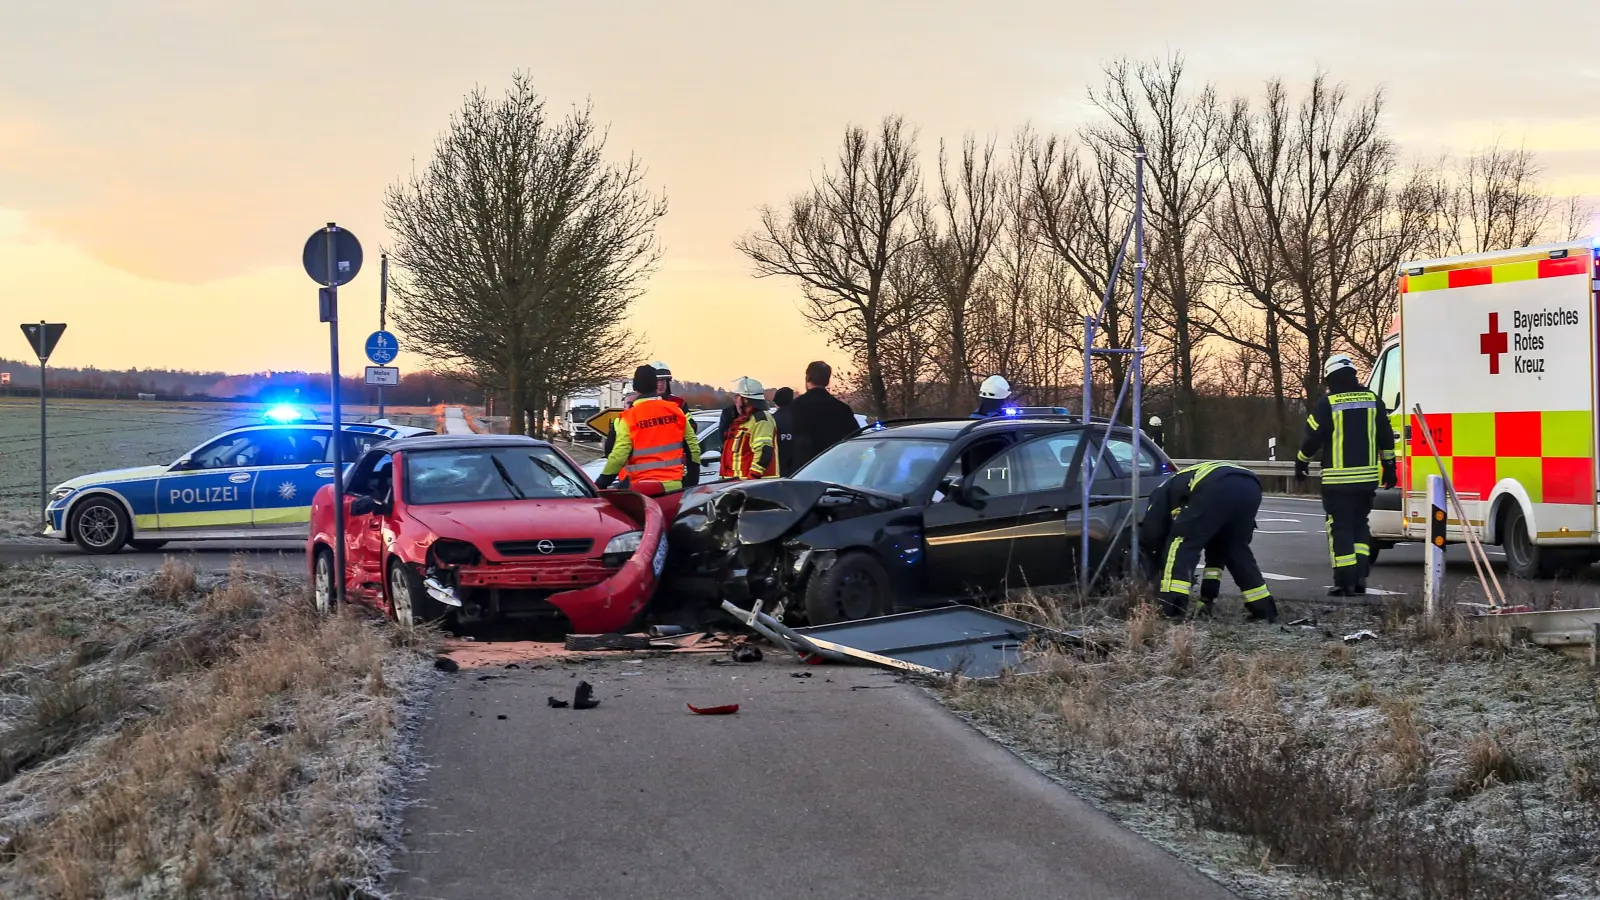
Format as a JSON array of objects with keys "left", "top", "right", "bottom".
[
  {"left": 1323, "top": 353, "right": 1356, "bottom": 378},
  {"left": 734, "top": 376, "right": 766, "bottom": 399},
  {"left": 979, "top": 375, "right": 1012, "bottom": 400}
]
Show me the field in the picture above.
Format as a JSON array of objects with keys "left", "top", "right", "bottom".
[{"left": 0, "top": 399, "right": 441, "bottom": 536}]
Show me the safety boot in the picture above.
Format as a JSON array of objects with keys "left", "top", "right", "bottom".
[{"left": 1245, "top": 596, "right": 1279, "bottom": 624}]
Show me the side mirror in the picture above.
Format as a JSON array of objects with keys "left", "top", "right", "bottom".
[
  {"left": 172, "top": 456, "right": 192, "bottom": 471},
  {"left": 701, "top": 450, "right": 721, "bottom": 465},
  {"left": 349, "top": 495, "right": 387, "bottom": 517},
  {"left": 939, "top": 476, "right": 976, "bottom": 506}
]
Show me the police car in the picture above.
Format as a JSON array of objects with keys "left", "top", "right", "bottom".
[{"left": 45, "top": 416, "right": 434, "bottom": 554}]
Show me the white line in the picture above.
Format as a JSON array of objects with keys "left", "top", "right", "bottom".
[
  {"left": 1261, "top": 572, "right": 1305, "bottom": 581},
  {"left": 1255, "top": 529, "right": 1309, "bottom": 534},
  {"left": 1257, "top": 517, "right": 1303, "bottom": 523}
]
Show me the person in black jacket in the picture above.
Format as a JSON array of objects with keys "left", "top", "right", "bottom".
[
  {"left": 1141, "top": 461, "right": 1278, "bottom": 623},
  {"left": 786, "top": 361, "right": 859, "bottom": 471},
  {"left": 772, "top": 387, "right": 797, "bottom": 477}
]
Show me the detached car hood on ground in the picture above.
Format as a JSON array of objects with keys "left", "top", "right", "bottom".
[{"left": 404, "top": 499, "right": 637, "bottom": 551}]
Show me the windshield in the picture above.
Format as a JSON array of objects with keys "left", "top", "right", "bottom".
[
  {"left": 792, "top": 438, "right": 949, "bottom": 495},
  {"left": 404, "top": 447, "right": 590, "bottom": 505}
]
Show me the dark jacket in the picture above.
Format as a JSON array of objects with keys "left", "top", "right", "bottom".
[
  {"left": 774, "top": 406, "right": 797, "bottom": 477},
  {"left": 1139, "top": 461, "right": 1260, "bottom": 551},
  {"left": 1297, "top": 368, "right": 1395, "bottom": 490},
  {"left": 787, "top": 387, "right": 858, "bottom": 471}
]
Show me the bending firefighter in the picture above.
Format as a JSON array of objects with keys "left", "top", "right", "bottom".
[
  {"left": 1296, "top": 353, "right": 1396, "bottom": 597},
  {"left": 721, "top": 377, "right": 778, "bottom": 480},
  {"left": 596, "top": 365, "right": 701, "bottom": 491},
  {"left": 1141, "top": 461, "right": 1279, "bottom": 623},
  {"left": 971, "top": 375, "right": 1013, "bottom": 418}
]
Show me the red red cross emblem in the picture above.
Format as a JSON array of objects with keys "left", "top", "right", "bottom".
[{"left": 1480, "top": 312, "right": 1508, "bottom": 374}]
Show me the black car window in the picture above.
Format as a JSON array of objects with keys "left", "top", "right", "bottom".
[
  {"left": 184, "top": 429, "right": 274, "bottom": 470},
  {"left": 944, "top": 434, "right": 1014, "bottom": 485},
  {"left": 347, "top": 451, "right": 394, "bottom": 498},
  {"left": 271, "top": 428, "right": 330, "bottom": 465},
  {"left": 338, "top": 429, "right": 391, "bottom": 462},
  {"left": 1101, "top": 435, "right": 1162, "bottom": 478},
  {"left": 1013, "top": 432, "right": 1083, "bottom": 491}
]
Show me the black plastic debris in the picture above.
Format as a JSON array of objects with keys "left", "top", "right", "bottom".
[
  {"left": 574, "top": 681, "right": 600, "bottom": 710},
  {"left": 547, "top": 697, "right": 570, "bottom": 708},
  {"left": 505, "top": 663, "right": 521, "bottom": 669},
  {"left": 496, "top": 714, "right": 507, "bottom": 720},
  {"left": 434, "top": 657, "right": 460, "bottom": 673},
  {"left": 790, "top": 672, "right": 813, "bottom": 679},
  {"left": 731, "top": 644, "right": 763, "bottom": 663}
]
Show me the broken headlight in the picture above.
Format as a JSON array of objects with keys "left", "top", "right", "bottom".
[
  {"left": 602, "top": 530, "right": 643, "bottom": 567},
  {"left": 430, "top": 540, "right": 481, "bottom": 566}
]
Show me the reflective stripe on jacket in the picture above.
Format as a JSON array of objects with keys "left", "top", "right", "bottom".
[
  {"left": 602, "top": 398, "right": 700, "bottom": 486},
  {"left": 1298, "top": 389, "right": 1395, "bottom": 486},
  {"left": 723, "top": 410, "right": 777, "bottom": 479}
]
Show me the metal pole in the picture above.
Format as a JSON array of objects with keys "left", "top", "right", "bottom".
[
  {"left": 378, "top": 253, "right": 388, "bottom": 419},
  {"left": 1424, "top": 473, "right": 1445, "bottom": 620},
  {"left": 1080, "top": 315, "right": 1095, "bottom": 594},
  {"left": 326, "top": 225, "right": 347, "bottom": 609},
  {"left": 1130, "top": 146, "right": 1146, "bottom": 566},
  {"left": 37, "top": 321, "right": 47, "bottom": 525}
]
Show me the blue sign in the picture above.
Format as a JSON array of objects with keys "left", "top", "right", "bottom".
[{"left": 365, "top": 331, "right": 399, "bottom": 365}]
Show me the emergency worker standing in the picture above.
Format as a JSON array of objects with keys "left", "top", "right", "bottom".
[
  {"left": 721, "top": 377, "right": 778, "bottom": 480},
  {"left": 652, "top": 361, "right": 689, "bottom": 412},
  {"left": 1296, "top": 354, "right": 1396, "bottom": 596},
  {"left": 596, "top": 365, "right": 701, "bottom": 490},
  {"left": 1141, "top": 461, "right": 1278, "bottom": 623},
  {"left": 772, "top": 387, "right": 797, "bottom": 479},
  {"left": 972, "top": 375, "right": 1013, "bottom": 418}
]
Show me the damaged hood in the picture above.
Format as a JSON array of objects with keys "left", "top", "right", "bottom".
[
  {"left": 712, "top": 479, "right": 901, "bottom": 545},
  {"left": 406, "top": 498, "right": 637, "bottom": 551}
]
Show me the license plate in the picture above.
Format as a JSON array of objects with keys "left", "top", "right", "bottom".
[{"left": 652, "top": 538, "right": 668, "bottom": 577}]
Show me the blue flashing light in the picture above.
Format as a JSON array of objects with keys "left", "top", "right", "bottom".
[
  {"left": 265, "top": 404, "right": 304, "bottom": 423},
  {"left": 1003, "top": 406, "right": 1020, "bottom": 416}
]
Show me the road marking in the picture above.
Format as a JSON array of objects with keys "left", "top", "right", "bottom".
[
  {"left": 1261, "top": 572, "right": 1305, "bottom": 581},
  {"left": 1324, "top": 586, "right": 1405, "bottom": 596},
  {"left": 1255, "top": 529, "right": 1309, "bottom": 534},
  {"left": 1258, "top": 517, "right": 1303, "bottom": 523}
]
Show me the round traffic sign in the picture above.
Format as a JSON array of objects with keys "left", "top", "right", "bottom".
[
  {"left": 366, "top": 330, "right": 400, "bottom": 365},
  {"left": 302, "top": 225, "right": 364, "bottom": 286}
]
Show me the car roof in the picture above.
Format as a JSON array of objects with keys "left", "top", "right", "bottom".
[
  {"left": 855, "top": 415, "right": 1145, "bottom": 441},
  {"left": 376, "top": 434, "right": 553, "bottom": 452}
]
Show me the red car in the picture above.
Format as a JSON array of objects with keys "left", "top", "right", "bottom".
[{"left": 306, "top": 434, "right": 668, "bottom": 634}]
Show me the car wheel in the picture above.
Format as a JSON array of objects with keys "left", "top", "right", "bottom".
[
  {"left": 313, "top": 547, "right": 338, "bottom": 614},
  {"left": 803, "top": 552, "right": 892, "bottom": 625},
  {"left": 70, "top": 497, "right": 130, "bottom": 554},
  {"left": 130, "top": 540, "right": 168, "bottom": 552},
  {"left": 1502, "top": 505, "right": 1552, "bottom": 579},
  {"left": 387, "top": 558, "right": 445, "bottom": 626}
]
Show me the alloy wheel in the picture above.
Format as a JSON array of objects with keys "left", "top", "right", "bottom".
[{"left": 77, "top": 505, "right": 120, "bottom": 550}]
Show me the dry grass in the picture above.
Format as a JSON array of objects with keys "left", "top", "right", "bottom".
[
  {"left": 941, "top": 588, "right": 1600, "bottom": 900},
  {"left": 0, "top": 558, "right": 440, "bottom": 899}
]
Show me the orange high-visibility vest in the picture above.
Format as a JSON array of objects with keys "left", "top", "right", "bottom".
[{"left": 620, "top": 399, "right": 688, "bottom": 485}]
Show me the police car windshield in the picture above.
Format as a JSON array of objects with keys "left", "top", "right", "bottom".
[
  {"left": 792, "top": 438, "right": 949, "bottom": 495},
  {"left": 404, "top": 448, "right": 590, "bottom": 505}
]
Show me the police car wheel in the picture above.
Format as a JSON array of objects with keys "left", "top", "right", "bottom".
[
  {"left": 71, "top": 497, "right": 129, "bottom": 555},
  {"left": 313, "top": 548, "right": 338, "bottom": 615},
  {"left": 802, "top": 552, "right": 891, "bottom": 625}
]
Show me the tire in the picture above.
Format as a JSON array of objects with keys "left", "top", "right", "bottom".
[
  {"left": 130, "top": 540, "right": 168, "bottom": 552},
  {"left": 313, "top": 546, "right": 338, "bottom": 615},
  {"left": 802, "top": 552, "right": 893, "bottom": 625},
  {"left": 387, "top": 558, "right": 445, "bottom": 626},
  {"left": 70, "top": 497, "right": 130, "bottom": 554},
  {"left": 1502, "top": 504, "right": 1554, "bottom": 579}
]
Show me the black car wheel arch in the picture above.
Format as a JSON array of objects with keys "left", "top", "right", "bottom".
[{"left": 803, "top": 551, "right": 893, "bottom": 625}]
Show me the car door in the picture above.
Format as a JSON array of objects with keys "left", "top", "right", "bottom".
[
  {"left": 251, "top": 427, "right": 335, "bottom": 530},
  {"left": 922, "top": 433, "right": 1023, "bottom": 596},
  {"left": 1004, "top": 430, "right": 1089, "bottom": 588},
  {"left": 157, "top": 428, "right": 270, "bottom": 532},
  {"left": 342, "top": 450, "right": 394, "bottom": 596},
  {"left": 1078, "top": 432, "right": 1166, "bottom": 569}
]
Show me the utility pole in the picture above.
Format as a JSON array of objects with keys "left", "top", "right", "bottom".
[{"left": 378, "top": 253, "right": 389, "bottom": 419}]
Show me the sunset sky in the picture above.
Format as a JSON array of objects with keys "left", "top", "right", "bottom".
[{"left": 3, "top": 0, "right": 1598, "bottom": 391}]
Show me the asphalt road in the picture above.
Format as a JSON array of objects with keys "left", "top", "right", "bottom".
[
  {"left": 0, "top": 539, "right": 304, "bottom": 573},
  {"left": 391, "top": 656, "right": 1235, "bottom": 900}
]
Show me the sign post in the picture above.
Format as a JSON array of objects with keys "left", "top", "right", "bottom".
[
  {"left": 303, "top": 224, "right": 363, "bottom": 611},
  {"left": 19, "top": 322, "right": 66, "bottom": 525},
  {"left": 1424, "top": 473, "right": 1447, "bottom": 619},
  {"left": 377, "top": 254, "right": 389, "bottom": 418}
]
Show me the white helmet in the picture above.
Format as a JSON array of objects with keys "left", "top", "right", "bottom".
[
  {"left": 979, "top": 374, "right": 1011, "bottom": 400},
  {"left": 651, "top": 360, "right": 671, "bottom": 376},
  {"left": 1148, "top": 415, "right": 1162, "bottom": 427},
  {"left": 1323, "top": 353, "right": 1356, "bottom": 378},
  {"left": 734, "top": 376, "right": 766, "bottom": 399}
]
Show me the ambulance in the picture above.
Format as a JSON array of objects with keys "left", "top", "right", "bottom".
[{"left": 1368, "top": 239, "right": 1600, "bottom": 578}]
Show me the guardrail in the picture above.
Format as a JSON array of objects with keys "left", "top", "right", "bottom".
[{"left": 1169, "top": 459, "right": 1319, "bottom": 493}]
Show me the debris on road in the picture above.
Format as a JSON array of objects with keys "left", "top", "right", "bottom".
[
  {"left": 790, "top": 672, "right": 813, "bottom": 678},
  {"left": 496, "top": 714, "right": 507, "bottom": 720},
  {"left": 434, "top": 656, "right": 461, "bottom": 672},
  {"left": 730, "top": 643, "right": 763, "bottom": 663},
  {"left": 573, "top": 681, "right": 600, "bottom": 710},
  {"left": 1343, "top": 629, "right": 1378, "bottom": 643},
  {"left": 687, "top": 703, "right": 739, "bottom": 715},
  {"left": 793, "top": 606, "right": 1084, "bottom": 678},
  {"left": 547, "top": 696, "right": 570, "bottom": 708}
]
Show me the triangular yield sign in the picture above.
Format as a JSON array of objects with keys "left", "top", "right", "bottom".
[{"left": 19, "top": 323, "right": 66, "bottom": 361}]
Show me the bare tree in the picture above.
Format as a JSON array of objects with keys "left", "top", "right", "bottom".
[
  {"left": 1423, "top": 141, "right": 1594, "bottom": 259},
  {"left": 386, "top": 74, "right": 665, "bottom": 435},
  {"left": 922, "top": 135, "right": 1004, "bottom": 413},
  {"left": 737, "top": 117, "right": 925, "bottom": 416}
]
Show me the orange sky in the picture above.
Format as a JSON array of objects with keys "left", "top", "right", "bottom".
[{"left": 2, "top": 0, "right": 1598, "bottom": 391}]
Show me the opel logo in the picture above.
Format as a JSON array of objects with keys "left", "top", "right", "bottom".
[{"left": 536, "top": 540, "right": 555, "bottom": 555}]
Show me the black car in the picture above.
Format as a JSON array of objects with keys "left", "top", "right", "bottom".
[{"left": 666, "top": 415, "right": 1174, "bottom": 624}]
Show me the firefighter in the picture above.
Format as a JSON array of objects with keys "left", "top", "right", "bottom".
[
  {"left": 972, "top": 375, "right": 1013, "bottom": 418},
  {"left": 1141, "top": 461, "right": 1278, "bottom": 622},
  {"left": 595, "top": 365, "right": 701, "bottom": 491},
  {"left": 1296, "top": 353, "right": 1397, "bottom": 596},
  {"left": 721, "top": 377, "right": 778, "bottom": 480},
  {"left": 652, "top": 361, "right": 689, "bottom": 412}
]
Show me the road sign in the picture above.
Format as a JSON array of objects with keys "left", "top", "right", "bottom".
[
  {"left": 20, "top": 323, "right": 66, "bottom": 361},
  {"left": 585, "top": 407, "right": 628, "bottom": 438},
  {"left": 302, "top": 225, "right": 363, "bottom": 287},
  {"left": 365, "top": 366, "right": 400, "bottom": 386},
  {"left": 365, "top": 330, "right": 399, "bottom": 364}
]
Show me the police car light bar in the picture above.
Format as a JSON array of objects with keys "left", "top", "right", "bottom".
[{"left": 265, "top": 404, "right": 305, "bottom": 423}]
